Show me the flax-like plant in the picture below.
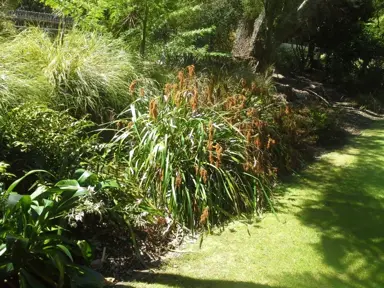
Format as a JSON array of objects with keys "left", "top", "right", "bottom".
[
  {"left": 113, "top": 100, "right": 252, "bottom": 229},
  {"left": 111, "top": 67, "right": 275, "bottom": 229}
]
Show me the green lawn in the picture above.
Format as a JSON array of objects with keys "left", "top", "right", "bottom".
[{"left": 122, "top": 122, "right": 384, "bottom": 288}]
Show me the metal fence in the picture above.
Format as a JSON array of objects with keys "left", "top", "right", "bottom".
[{"left": 7, "top": 10, "right": 73, "bottom": 29}]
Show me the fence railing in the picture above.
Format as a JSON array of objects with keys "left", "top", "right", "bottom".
[{"left": 8, "top": 10, "right": 73, "bottom": 28}]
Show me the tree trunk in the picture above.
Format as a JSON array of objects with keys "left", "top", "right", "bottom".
[
  {"left": 232, "top": 10, "right": 265, "bottom": 60},
  {"left": 308, "top": 40, "right": 315, "bottom": 69}
]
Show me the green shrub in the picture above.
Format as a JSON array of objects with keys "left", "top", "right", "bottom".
[
  {"left": 0, "top": 170, "right": 105, "bottom": 288},
  {"left": 0, "top": 104, "right": 97, "bottom": 180}
]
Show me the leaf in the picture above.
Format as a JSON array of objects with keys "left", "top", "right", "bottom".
[
  {"left": 131, "top": 104, "right": 137, "bottom": 122},
  {"left": 50, "top": 252, "right": 66, "bottom": 288},
  {"left": 43, "top": 199, "right": 54, "bottom": 208},
  {"left": 20, "top": 195, "right": 32, "bottom": 212},
  {"left": 0, "top": 263, "right": 14, "bottom": 279},
  {"left": 77, "top": 240, "right": 92, "bottom": 261},
  {"left": 25, "top": 260, "right": 57, "bottom": 287},
  {"left": 31, "top": 205, "right": 44, "bottom": 216},
  {"left": 6, "top": 193, "right": 31, "bottom": 212},
  {"left": 74, "top": 169, "right": 86, "bottom": 180},
  {"left": 56, "top": 188, "right": 89, "bottom": 213},
  {"left": 7, "top": 236, "right": 29, "bottom": 271},
  {"left": 6, "top": 193, "right": 23, "bottom": 208},
  {"left": 77, "top": 170, "right": 97, "bottom": 186},
  {"left": 0, "top": 244, "right": 6, "bottom": 257},
  {"left": 6, "top": 170, "right": 50, "bottom": 194},
  {"left": 98, "top": 180, "right": 119, "bottom": 190},
  {"left": 20, "top": 268, "right": 49, "bottom": 288},
  {"left": 57, "top": 245, "right": 74, "bottom": 262},
  {"left": 55, "top": 180, "right": 80, "bottom": 192},
  {"left": 69, "top": 265, "right": 104, "bottom": 288},
  {"left": 30, "top": 186, "right": 48, "bottom": 200}
]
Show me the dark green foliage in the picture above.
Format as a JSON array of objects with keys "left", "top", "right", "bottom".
[
  {"left": 0, "top": 104, "right": 97, "bottom": 180},
  {"left": 0, "top": 170, "right": 105, "bottom": 288},
  {"left": 41, "top": 0, "right": 241, "bottom": 64}
]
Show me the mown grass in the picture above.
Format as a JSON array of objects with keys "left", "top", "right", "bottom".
[{"left": 122, "top": 121, "right": 384, "bottom": 288}]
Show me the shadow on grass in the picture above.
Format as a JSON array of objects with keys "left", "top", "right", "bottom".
[
  {"left": 118, "top": 272, "right": 277, "bottom": 288},
  {"left": 282, "top": 122, "right": 384, "bottom": 286},
  {"left": 119, "top": 271, "right": 383, "bottom": 288}
]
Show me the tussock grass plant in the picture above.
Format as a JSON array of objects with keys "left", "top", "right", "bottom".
[
  {"left": 113, "top": 95, "right": 257, "bottom": 230},
  {"left": 0, "top": 29, "right": 52, "bottom": 112},
  {"left": 109, "top": 66, "right": 292, "bottom": 229},
  {"left": 0, "top": 28, "right": 155, "bottom": 121}
]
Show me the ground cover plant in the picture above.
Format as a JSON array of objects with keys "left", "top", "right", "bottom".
[{"left": 0, "top": 52, "right": 343, "bottom": 284}]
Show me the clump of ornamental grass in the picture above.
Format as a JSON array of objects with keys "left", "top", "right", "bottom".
[
  {"left": 0, "top": 29, "right": 52, "bottom": 113},
  {"left": 46, "top": 30, "right": 155, "bottom": 121},
  {"left": 0, "top": 28, "right": 155, "bottom": 121}
]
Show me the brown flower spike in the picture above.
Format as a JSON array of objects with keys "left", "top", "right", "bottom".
[
  {"left": 149, "top": 99, "right": 158, "bottom": 119},
  {"left": 200, "top": 207, "right": 209, "bottom": 225},
  {"left": 129, "top": 80, "right": 137, "bottom": 93}
]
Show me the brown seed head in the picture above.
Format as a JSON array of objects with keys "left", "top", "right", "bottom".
[
  {"left": 190, "top": 88, "right": 198, "bottom": 111},
  {"left": 164, "top": 83, "right": 172, "bottom": 95},
  {"left": 255, "top": 137, "right": 262, "bottom": 149},
  {"left": 187, "top": 65, "right": 195, "bottom": 78},
  {"left": 285, "top": 105, "right": 291, "bottom": 115},
  {"left": 178, "top": 71, "right": 185, "bottom": 89},
  {"left": 129, "top": 80, "right": 137, "bottom": 93},
  {"left": 246, "top": 130, "right": 252, "bottom": 143},
  {"left": 215, "top": 143, "right": 223, "bottom": 168},
  {"left": 149, "top": 99, "right": 158, "bottom": 119},
  {"left": 209, "top": 151, "right": 214, "bottom": 164},
  {"left": 176, "top": 173, "right": 182, "bottom": 188},
  {"left": 195, "top": 165, "right": 199, "bottom": 176},
  {"left": 200, "top": 168, "right": 208, "bottom": 184},
  {"left": 200, "top": 207, "right": 209, "bottom": 225},
  {"left": 159, "top": 169, "right": 164, "bottom": 182}
]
